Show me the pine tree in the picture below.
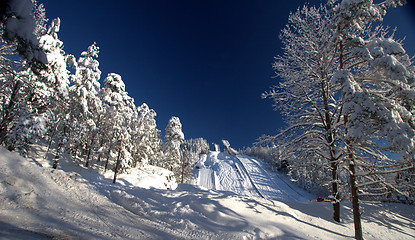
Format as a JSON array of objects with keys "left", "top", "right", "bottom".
[
  {"left": 0, "top": 0, "right": 48, "bottom": 148},
  {"left": 0, "top": 0, "right": 47, "bottom": 65},
  {"left": 69, "top": 42, "right": 102, "bottom": 167},
  {"left": 132, "top": 103, "right": 162, "bottom": 167},
  {"left": 180, "top": 138, "right": 209, "bottom": 183},
  {"left": 163, "top": 116, "right": 184, "bottom": 179},
  {"left": 27, "top": 17, "right": 73, "bottom": 168},
  {"left": 102, "top": 73, "right": 136, "bottom": 172}
]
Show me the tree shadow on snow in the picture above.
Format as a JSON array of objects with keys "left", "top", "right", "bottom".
[
  {"left": 239, "top": 198, "right": 353, "bottom": 239},
  {"left": 0, "top": 221, "right": 53, "bottom": 240},
  {"left": 361, "top": 202, "right": 415, "bottom": 238},
  {"left": 111, "top": 184, "right": 250, "bottom": 233}
]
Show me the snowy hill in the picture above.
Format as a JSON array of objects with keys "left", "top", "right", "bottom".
[
  {"left": 1, "top": 147, "right": 415, "bottom": 239},
  {"left": 195, "top": 151, "right": 314, "bottom": 201}
]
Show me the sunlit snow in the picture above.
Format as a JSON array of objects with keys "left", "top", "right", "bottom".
[{"left": 1, "top": 147, "right": 414, "bottom": 239}]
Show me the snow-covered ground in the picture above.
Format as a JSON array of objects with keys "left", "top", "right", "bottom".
[
  {"left": 195, "top": 151, "right": 314, "bottom": 201},
  {"left": 1, "top": 147, "right": 415, "bottom": 239}
]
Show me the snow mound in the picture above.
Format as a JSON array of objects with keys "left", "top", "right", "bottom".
[{"left": 103, "top": 165, "right": 177, "bottom": 190}]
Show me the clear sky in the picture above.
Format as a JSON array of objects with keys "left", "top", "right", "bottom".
[{"left": 41, "top": 0, "right": 415, "bottom": 149}]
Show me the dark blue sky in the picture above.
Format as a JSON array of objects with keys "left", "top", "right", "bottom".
[{"left": 42, "top": 0, "right": 415, "bottom": 149}]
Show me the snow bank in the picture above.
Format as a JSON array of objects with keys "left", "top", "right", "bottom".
[{"left": 1, "top": 147, "right": 414, "bottom": 239}]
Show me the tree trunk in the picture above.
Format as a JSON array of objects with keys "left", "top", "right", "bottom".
[
  {"left": 331, "top": 161, "right": 341, "bottom": 222},
  {"left": 53, "top": 125, "right": 68, "bottom": 169},
  {"left": 113, "top": 136, "right": 123, "bottom": 183},
  {"left": 85, "top": 147, "right": 91, "bottom": 167},
  {"left": 0, "top": 80, "right": 22, "bottom": 144},
  {"left": 321, "top": 66, "right": 341, "bottom": 222},
  {"left": 181, "top": 148, "right": 186, "bottom": 183},
  {"left": 104, "top": 140, "right": 113, "bottom": 172},
  {"left": 349, "top": 156, "right": 363, "bottom": 240},
  {"left": 104, "top": 153, "right": 110, "bottom": 172},
  {"left": 45, "top": 127, "right": 57, "bottom": 160},
  {"left": 329, "top": 39, "right": 345, "bottom": 223},
  {"left": 85, "top": 138, "right": 95, "bottom": 168},
  {"left": 328, "top": 125, "right": 340, "bottom": 222},
  {"left": 345, "top": 115, "right": 363, "bottom": 239},
  {"left": 45, "top": 133, "right": 53, "bottom": 160},
  {"left": 97, "top": 138, "right": 105, "bottom": 163},
  {"left": 104, "top": 132, "right": 116, "bottom": 172}
]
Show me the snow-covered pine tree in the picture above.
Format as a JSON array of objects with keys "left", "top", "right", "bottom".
[
  {"left": 0, "top": 0, "right": 47, "bottom": 65},
  {"left": 26, "top": 17, "right": 74, "bottom": 168},
  {"left": 243, "top": 144, "right": 290, "bottom": 172},
  {"left": 7, "top": 17, "right": 74, "bottom": 164},
  {"left": 101, "top": 73, "right": 136, "bottom": 173},
  {"left": 185, "top": 138, "right": 209, "bottom": 156},
  {"left": 162, "top": 116, "right": 184, "bottom": 180},
  {"left": 180, "top": 138, "right": 209, "bottom": 183},
  {"left": 0, "top": 46, "right": 23, "bottom": 146},
  {"left": 68, "top": 42, "right": 102, "bottom": 167},
  {"left": 132, "top": 103, "right": 162, "bottom": 167},
  {"left": 0, "top": 0, "right": 48, "bottom": 148}
]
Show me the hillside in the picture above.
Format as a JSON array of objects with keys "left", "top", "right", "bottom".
[
  {"left": 195, "top": 151, "right": 314, "bottom": 201},
  {"left": 1, "top": 147, "right": 414, "bottom": 239}
]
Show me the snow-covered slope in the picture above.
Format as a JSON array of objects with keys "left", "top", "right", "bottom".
[
  {"left": 1, "top": 147, "right": 414, "bottom": 239},
  {"left": 195, "top": 151, "right": 314, "bottom": 201},
  {"left": 236, "top": 154, "right": 313, "bottom": 201}
]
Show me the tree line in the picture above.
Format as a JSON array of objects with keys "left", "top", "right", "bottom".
[{"left": 0, "top": 0, "right": 208, "bottom": 183}]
